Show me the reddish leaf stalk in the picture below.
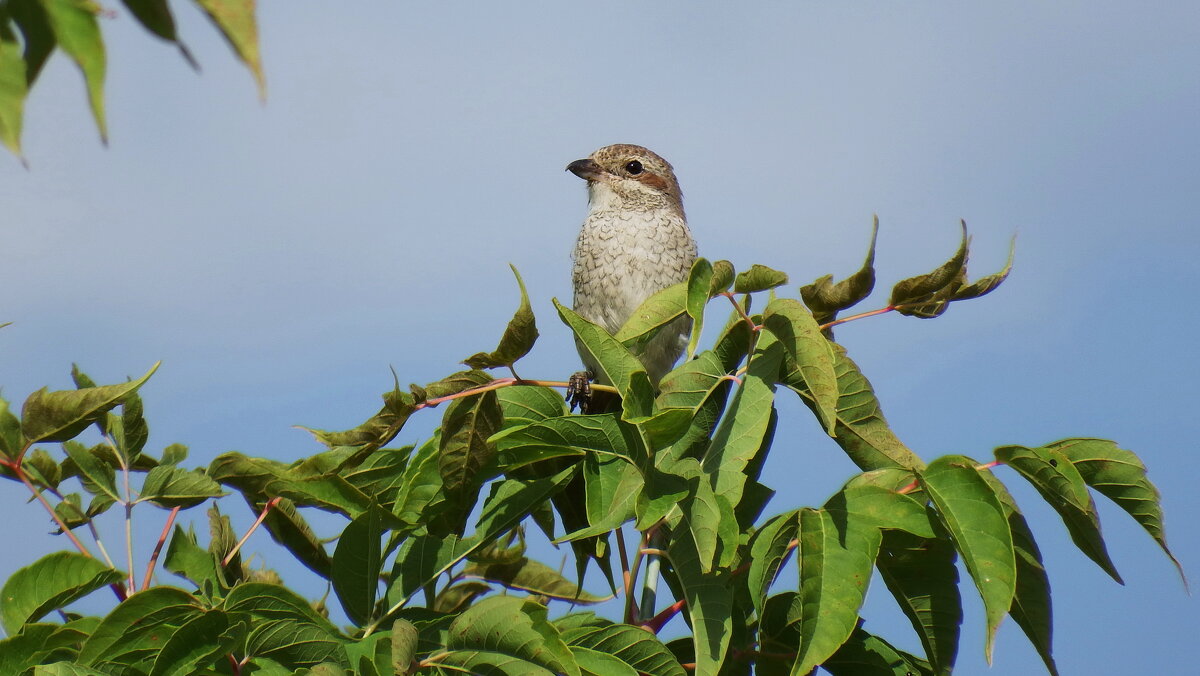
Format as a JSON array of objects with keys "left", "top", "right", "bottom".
[
  {"left": 643, "top": 597, "right": 686, "bottom": 633},
  {"left": 415, "top": 378, "right": 618, "bottom": 411},
  {"left": 819, "top": 305, "right": 895, "bottom": 331},
  {"left": 224, "top": 496, "right": 281, "bottom": 567},
  {"left": 141, "top": 506, "right": 181, "bottom": 591},
  {"left": 721, "top": 292, "right": 760, "bottom": 331}
]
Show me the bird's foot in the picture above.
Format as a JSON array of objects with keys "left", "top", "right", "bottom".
[{"left": 566, "top": 371, "right": 594, "bottom": 413}]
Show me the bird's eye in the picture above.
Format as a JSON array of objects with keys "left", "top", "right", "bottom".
[{"left": 624, "top": 160, "right": 644, "bottom": 175}]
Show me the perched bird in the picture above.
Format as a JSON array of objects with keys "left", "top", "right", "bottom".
[{"left": 566, "top": 144, "right": 698, "bottom": 410}]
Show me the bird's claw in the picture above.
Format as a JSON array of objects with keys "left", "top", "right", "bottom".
[{"left": 566, "top": 371, "right": 594, "bottom": 413}]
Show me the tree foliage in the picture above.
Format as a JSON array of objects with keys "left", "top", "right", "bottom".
[
  {"left": 0, "top": 0, "right": 264, "bottom": 160},
  {"left": 0, "top": 226, "right": 1183, "bottom": 675}
]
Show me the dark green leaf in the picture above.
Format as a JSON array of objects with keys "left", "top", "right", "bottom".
[
  {"left": 762, "top": 297, "right": 837, "bottom": 434},
  {"left": 0, "top": 551, "right": 123, "bottom": 634},
  {"left": 391, "top": 619, "right": 418, "bottom": 674},
  {"left": 791, "top": 507, "right": 882, "bottom": 675},
  {"left": 147, "top": 609, "right": 243, "bottom": 676},
  {"left": 436, "top": 390, "right": 503, "bottom": 535},
  {"left": 441, "top": 596, "right": 579, "bottom": 676},
  {"left": 139, "top": 465, "right": 225, "bottom": 509},
  {"left": 561, "top": 624, "right": 685, "bottom": 676},
  {"left": 889, "top": 221, "right": 969, "bottom": 309},
  {"left": 464, "top": 557, "right": 608, "bottom": 603},
  {"left": 666, "top": 524, "right": 731, "bottom": 675},
  {"left": 120, "top": 0, "right": 197, "bottom": 68},
  {"left": 33, "top": 662, "right": 112, "bottom": 676},
  {"left": 302, "top": 387, "right": 417, "bottom": 452},
  {"left": 9, "top": 0, "right": 54, "bottom": 87},
  {"left": 21, "top": 363, "right": 158, "bottom": 443},
  {"left": 822, "top": 627, "right": 934, "bottom": 676},
  {"left": 684, "top": 258, "right": 714, "bottom": 359},
  {"left": 61, "top": 439, "right": 119, "bottom": 502},
  {"left": 557, "top": 299, "right": 656, "bottom": 419},
  {"left": 785, "top": 344, "right": 924, "bottom": 470},
  {"left": 800, "top": 215, "right": 879, "bottom": 325},
  {"left": 919, "top": 455, "right": 1015, "bottom": 663},
  {"left": 497, "top": 384, "right": 569, "bottom": 424},
  {"left": 77, "top": 586, "right": 202, "bottom": 666},
  {"left": 493, "top": 413, "right": 641, "bottom": 469},
  {"left": 877, "top": 529, "right": 961, "bottom": 675},
  {"left": 464, "top": 265, "right": 540, "bottom": 369},
  {"left": 273, "top": 474, "right": 372, "bottom": 518},
  {"left": 0, "top": 395, "right": 21, "bottom": 460},
  {"left": 1048, "top": 438, "right": 1185, "bottom": 585},
  {"left": 332, "top": 505, "right": 387, "bottom": 626},
  {"left": 952, "top": 236, "right": 1015, "bottom": 301},
  {"left": 163, "top": 525, "right": 223, "bottom": 592},
  {"left": 995, "top": 444, "right": 1121, "bottom": 583},
  {"left": 980, "top": 472, "right": 1058, "bottom": 676},
  {"left": 745, "top": 510, "right": 798, "bottom": 618},
  {"left": 225, "top": 583, "right": 347, "bottom": 668},
  {"left": 572, "top": 646, "right": 639, "bottom": 676},
  {"left": 732, "top": 263, "right": 788, "bottom": 293}
]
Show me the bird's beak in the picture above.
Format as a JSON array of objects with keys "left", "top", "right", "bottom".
[{"left": 566, "top": 158, "right": 605, "bottom": 181}]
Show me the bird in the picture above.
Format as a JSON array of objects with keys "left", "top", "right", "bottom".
[{"left": 566, "top": 144, "right": 698, "bottom": 411}]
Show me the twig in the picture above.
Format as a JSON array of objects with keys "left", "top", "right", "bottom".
[
  {"left": 141, "top": 506, "right": 181, "bottom": 591},
  {"left": 721, "top": 292, "right": 760, "bottom": 331},
  {"left": 415, "top": 378, "right": 619, "bottom": 411},
  {"left": 819, "top": 305, "right": 895, "bottom": 331},
  {"left": 643, "top": 598, "right": 687, "bottom": 633},
  {"left": 223, "top": 497, "right": 281, "bottom": 567}
]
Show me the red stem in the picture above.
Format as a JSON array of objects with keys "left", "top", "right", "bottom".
[
  {"left": 141, "top": 506, "right": 181, "bottom": 591},
  {"left": 223, "top": 497, "right": 281, "bottom": 567},
  {"left": 642, "top": 598, "right": 687, "bottom": 633}
]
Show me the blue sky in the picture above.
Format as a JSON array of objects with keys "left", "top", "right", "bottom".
[{"left": 2, "top": 2, "right": 1197, "bottom": 672}]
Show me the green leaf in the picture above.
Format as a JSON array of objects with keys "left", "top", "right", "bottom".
[
  {"left": 746, "top": 510, "right": 799, "bottom": 618},
  {"left": 391, "top": 619, "right": 418, "bottom": 674},
  {"left": 332, "top": 505, "right": 387, "bottom": 626},
  {"left": 493, "top": 413, "right": 642, "bottom": 469},
  {"left": 877, "top": 529, "right": 961, "bottom": 676},
  {"left": 784, "top": 344, "right": 924, "bottom": 470},
  {"left": 274, "top": 474, "right": 373, "bottom": 518},
  {"left": 392, "top": 436, "right": 445, "bottom": 529},
  {"left": 561, "top": 624, "right": 685, "bottom": 676},
  {"left": 77, "top": 586, "right": 202, "bottom": 666},
  {"left": 681, "top": 474, "right": 738, "bottom": 572},
  {"left": 441, "top": 596, "right": 580, "bottom": 676},
  {"left": 800, "top": 215, "right": 879, "bottom": 325},
  {"left": 9, "top": 0, "right": 54, "bottom": 87},
  {"left": 557, "top": 299, "right": 656, "bottom": 419},
  {"left": 463, "top": 265, "right": 540, "bottom": 369},
  {"left": 919, "top": 455, "right": 1015, "bottom": 663},
  {"left": 163, "top": 524, "right": 223, "bottom": 592},
  {"left": 576, "top": 455, "right": 639, "bottom": 539},
  {"left": 474, "top": 466, "right": 578, "bottom": 540},
  {"left": 763, "top": 297, "right": 837, "bottom": 434},
  {"left": 980, "top": 472, "right": 1058, "bottom": 676},
  {"left": 684, "top": 258, "right": 714, "bottom": 359},
  {"left": 572, "top": 646, "right": 639, "bottom": 676},
  {"left": 791, "top": 507, "right": 882, "bottom": 676},
  {"left": 821, "top": 627, "right": 934, "bottom": 676},
  {"left": 148, "top": 609, "right": 243, "bottom": 676},
  {"left": 436, "top": 389, "right": 503, "bottom": 535},
  {"left": 0, "top": 395, "right": 21, "bottom": 460},
  {"left": 61, "top": 439, "right": 119, "bottom": 502},
  {"left": 21, "top": 363, "right": 159, "bottom": 443},
  {"left": 831, "top": 482, "right": 936, "bottom": 538},
  {"left": 611, "top": 282, "right": 687, "bottom": 348},
  {"left": 258, "top": 497, "right": 333, "bottom": 578},
  {"left": 889, "top": 221, "right": 969, "bottom": 309},
  {"left": 302, "top": 387, "right": 417, "bottom": 452},
  {"left": 995, "top": 444, "right": 1122, "bottom": 583},
  {"left": 193, "top": 0, "right": 265, "bottom": 98},
  {"left": 225, "top": 583, "right": 348, "bottom": 668},
  {"left": 41, "top": 0, "right": 107, "bottom": 141},
  {"left": 33, "top": 663, "right": 112, "bottom": 676},
  {"left": 464, "top": 556, "right": 608, "bottom": 603},
  {"left": 120, "top": 0, "right": 197, "bottom": 68},
  {"left": 139, "top": 465, "right": 226, "bottom": 509},
  {"left": 0, "top": 29, "right": 27, "bottom": 157},
  {"left": 732, "top": 263, "right": 788, "bottom": 293},
  {"left": 497, "top": 384, "right": 569, "bottom": 424},
  {"left": 666, "top": 524, "right": 731, "bottom": 675},
  {"left": 1, "top": 551, "right": 123, "bottom": 634},
  {"left": 0, "top": 624, "right": 83, "bottom": 675},
  {"left": 952, "top": 236, "right": 1015, "bottom": 301},
  {"left": 1048, "top": 437, "right": 1185, "bottom": 585}
]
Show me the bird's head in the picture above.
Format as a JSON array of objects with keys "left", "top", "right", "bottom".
[{"left": 567, "top": 144, "right": 684, "bottom": 217}]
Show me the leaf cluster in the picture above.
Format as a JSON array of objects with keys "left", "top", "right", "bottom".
[
  {"left": 0, "top": 0, "right": 264, "bottom": 160},
  {"left": 0, "top": 238, "right": 1182, "bottom": 676}
]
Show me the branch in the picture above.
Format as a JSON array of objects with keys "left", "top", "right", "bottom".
[
  {"left": 223, "top": 497, "right": 281, "bottom": 567},
  {"left": 141, "top": 506, "right": 181, "bottom": 591}
]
